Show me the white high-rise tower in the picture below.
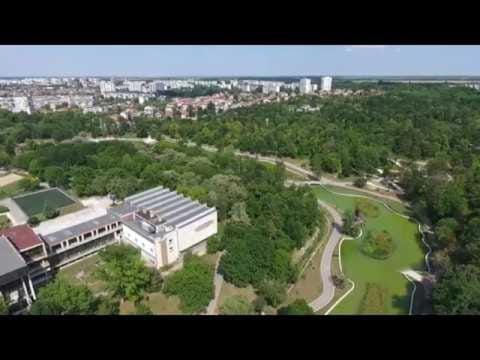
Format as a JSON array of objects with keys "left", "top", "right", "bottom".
[{"left": 321, "top": 76, "right": 333, "bottom": 92}]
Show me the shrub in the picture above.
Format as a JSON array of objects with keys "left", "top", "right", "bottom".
[
  {"left": 361, "top": 230, "right": 395, "bottom": 260},
  {"left": 44, "top": 204, "right": 59, "bottom": 219},
  {"left": 257, "top": 279, "right": 287, "bottom": 308},
  {"left": 96, "top": 297, "right": 120, "bottom": 315},
  {"left": 27, "top": 216, "right": 40, "bottom": 226},
  {"left": 207, "top": 234, "right": 223, "bottom": 254},
  {"left": 359, "top": 283, "right": 388, "bottom": 314},
  {"left": 332, "top": 275, "right": 346, "bottom": 289},
  {"left": 219, "top": 295, "right": 255, "bottom": 315},
  {"left": 354, "top": 177, "right": 367, "bottom": 188},
  {"left": 0, "top": 215, "right": 11, "bottom": 230},
  {"left": 355, "top": 199, "right": 380, "bottom": 218},
  {"left": 278, "top": 299, "right": 314, "bottom": 315},
  {"left": 147, "top": 268, "right": 163, "bottom": 293},
  {"left": 163, "top": 256, "right": 214, "bottom": 314},
  {"left": 134, "top": 302, "right": 153, "bottom": 315},
  {"left": 253, "top": 296, "right": 267, "bottom": 314},
  {"left": 0, "top": 296, "right": 8, "bottom": 315}
]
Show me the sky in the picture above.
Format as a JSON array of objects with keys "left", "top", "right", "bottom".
[{"left": 0, "top": 45, "right": 479, "bottom": 77}]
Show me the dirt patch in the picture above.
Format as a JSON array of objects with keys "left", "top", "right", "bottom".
[{"left": 0, "top": 173, "right": 23, "bottom": 187}]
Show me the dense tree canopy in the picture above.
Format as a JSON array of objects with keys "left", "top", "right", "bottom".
[
  {"left": 277, "top": 299, "right": 314, "bottom": 315},
  {"left": 163, "top": 255, "right": 214, "bottom": 314},
  {"left": 95, "top": 244, "right": 156, "bottom": 302},
  {"left": 30, "top": 278, "right": 98, "bottom": 315}
]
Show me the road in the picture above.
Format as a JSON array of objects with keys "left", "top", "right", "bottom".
[
  {"left": 206, "top": 252, "right": 224, "bottom": 315},
  {"left": 308, "top": 200, "right": 344, "bottom": 312}
]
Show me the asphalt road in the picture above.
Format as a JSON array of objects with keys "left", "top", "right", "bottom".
[{"left": 308, "top": 200, "right": 344, "bottom": 312}]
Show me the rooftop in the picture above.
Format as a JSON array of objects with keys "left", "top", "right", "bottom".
[
  {"left": 124, "top": 186, "right": 215, "bottom": 228},
  {"left": 35, "top": 207, "right": 108, "bottom": 237},
  {"left": 0, "top": 235, "right": 27, "bottom": 278},
  {"left": 41, "top": 213, "right": 119, "bottom": 246},
  {"left": 0, "top": 225, "right": 44, "bottom": 252}
]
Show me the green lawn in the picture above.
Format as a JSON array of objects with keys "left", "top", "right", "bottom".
[
  {"left": 0, "top": 181, "right": 23, "bottom": 200},
  {"left": 313, "top": 185, "right": 425, "bottom": 315},
  {"left": 323, "top": 185, "right": 411, "bottom": 215},
  {"left": 13, "top": 188, "right": 76, "bottom": 217}
]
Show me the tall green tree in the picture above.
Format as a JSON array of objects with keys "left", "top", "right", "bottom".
[
  {"left": 432, "top": 265, "right": 480, "bottom": 315},
  {"left": 277, "top": 299, "right": 314, "bottom": 315},
  {"left": 163, "top": 255, "right": 214, "bottom": 314},
  {"left": 30, "top": 278, "right": 98, "bottom": 315},
  {"left": 95, "top": 244, "right": 154, "bottom": 303}
]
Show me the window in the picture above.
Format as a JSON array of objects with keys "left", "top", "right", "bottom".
[
  {"left": 195, "top": 220, "right": 213, "bottom": 232},
  {"left": 68, "top": 238, "right": 78, "bottom": 246}
]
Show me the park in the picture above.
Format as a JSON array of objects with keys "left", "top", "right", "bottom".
[{"left": 313, "top": 185, "right": 426, "bottom": 315}]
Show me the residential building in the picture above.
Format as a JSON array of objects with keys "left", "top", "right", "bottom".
[
  {"left": 321, "top": 76, "right": 333, "bottom": 92},
  {"left": 0, "top": 225, "right": 51, "bottom": 311},
  {"left": 0, "top": 97, "right": 31, "bottom": 114},
  {"left": 299, "top": 78, "right": 312, "bottom": 94},
  {"left": 100, "top": 81, "right": 116, "bottom": 94},
  {"left": 126, "top": 81, "right": 145, "bottom": 93}
]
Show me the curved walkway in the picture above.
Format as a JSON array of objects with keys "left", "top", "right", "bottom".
[
  {"left": 206, "top": 252, "right": 224, "bottom": 315},
  {"left": 311, "top": 184, "right": 432, "bottom": 315},
  {"left": 308, "top": 200, "right": 344, "bottom": 312}
]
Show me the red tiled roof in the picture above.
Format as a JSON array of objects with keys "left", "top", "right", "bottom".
[{"left": 0, "top": 225, "right": 43, "bottom": 252}]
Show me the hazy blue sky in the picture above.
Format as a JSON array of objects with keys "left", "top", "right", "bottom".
[{"left": 0, "top": 45, "right": 478, "bottom": 77}]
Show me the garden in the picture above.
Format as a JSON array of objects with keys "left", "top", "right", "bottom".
[{"left": 313, "top": 185, "right": 426, "bottom": 315}]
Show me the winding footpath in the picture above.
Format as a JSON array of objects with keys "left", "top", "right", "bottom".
[
  {"left": 206, "top": 252, "right": 224, "bottom": 315},
  {"left": 310, "top": 184, "right": 433, "bottom": 315},
  {"left": 308, "top": 200, "right": 344, "bottom": 312}
]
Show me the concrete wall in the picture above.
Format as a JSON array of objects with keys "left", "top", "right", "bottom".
[
  {"left": 177, "top": 211, "right": 217, "bottom": 252},
  {"left": 122, "top": 225, "right": 157, "bottom": 266}
]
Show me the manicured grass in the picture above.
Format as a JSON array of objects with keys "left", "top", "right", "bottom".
[
  {"left": 323, "top": 185, "right": 411, "bottom": 215},
  {"left": 120, "top": 292, "right": 182, "bottom": 315},
  {"left": 0, "top": 214, "right": 11, "bottom": 230},
  {"left": 13, "top": 188, "right": 76, "bottom": 217},
  {"left": 217, "top": 281, "right": 257, "bottom": 313},
  {"left": 58, "top": 254, "right": 107, "bottom": 295},
  {"left": 288, "top": 239, "right": 325, "bottom": 303},
  {"left": 312, "top": 186, "right": 425, "bottom": 315},
  {"left": 261, "top": 161, "right": 306, "bottom": 181},
  {"left": 0, "top": 181, "right": 23, "bottom": 200},
  {"left": 59, "top": 253, "right": 182, "bottom": 314}
]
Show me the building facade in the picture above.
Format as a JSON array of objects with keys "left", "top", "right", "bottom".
[
  {"left": 0, "top": 186, "right": 217, "bottom": 313},
  {"left": 112, "top": 186, "right": 217, "bottom": 269},
  {"left": 321, "top": 76, "right": 333, "bottom": 92},
  {"left": 299, "top": 78, "right": 312, "bottom": 94}
]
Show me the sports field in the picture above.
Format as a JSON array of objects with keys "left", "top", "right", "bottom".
[
  {"left": 312, "top": 185, "right": 425, "bottom": 315},
  {"left": 13, "top": 188, "right": 76, "bottom": 217}
]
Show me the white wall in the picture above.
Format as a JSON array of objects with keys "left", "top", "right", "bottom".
[
  {"left": 177, "top": 211, "right": 218, "bottom": 252},
  {"left": 122, "top": 225, "right": 156, "bottom": 258},
  {"left": 164, "top": 232, "right": 180, "bottom": 265}
]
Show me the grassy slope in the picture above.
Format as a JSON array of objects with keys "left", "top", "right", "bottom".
[{"left": 313, "top": 186, "right": 425, "bottom": 314}]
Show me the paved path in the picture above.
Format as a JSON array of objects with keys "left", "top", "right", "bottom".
[
  {"left": 308, "top": 200, "right": 344, "bottom": 312},
  {"left": 206, "top": 252, "right": 224, "bottom": 315},
  {"left": 0, "top": 198, "right": 28, "bottom": 225}
]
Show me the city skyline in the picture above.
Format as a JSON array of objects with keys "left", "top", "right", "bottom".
[{"left": 0, "top": 45, "right": 479, "bottom": 77}]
